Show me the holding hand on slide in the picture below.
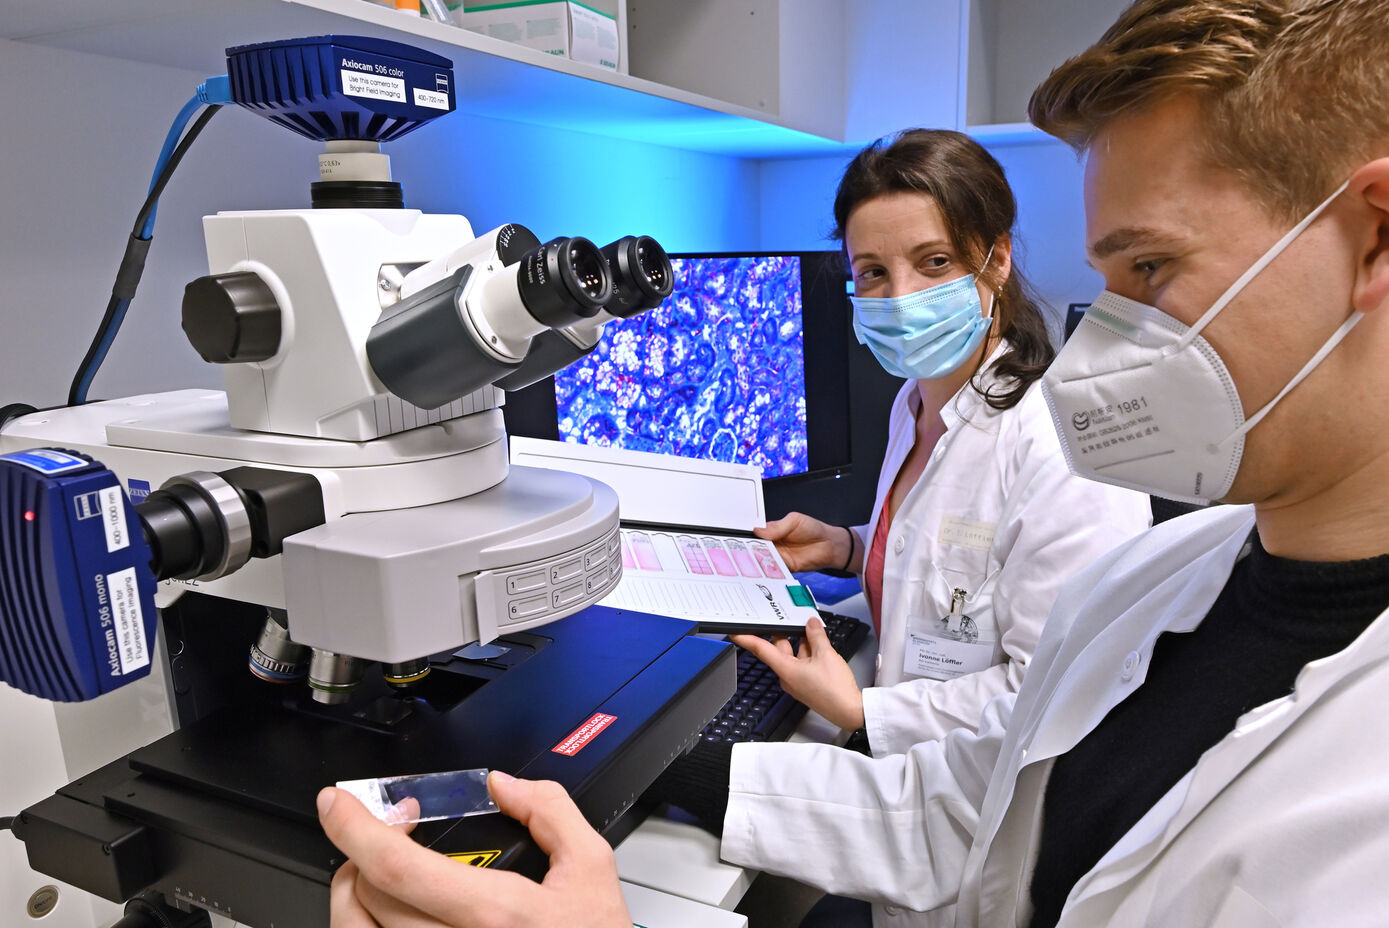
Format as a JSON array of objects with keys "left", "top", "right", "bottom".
[
  {"left": 754, "top": 512, "right": 860, "bottom": 574},
  {"left": 319, "top": 772, "right": 632, "bottom": 928}
]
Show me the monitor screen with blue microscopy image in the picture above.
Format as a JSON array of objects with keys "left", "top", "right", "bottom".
[{"left": 553, "top": 255, "right": 812, "bottom": 478}]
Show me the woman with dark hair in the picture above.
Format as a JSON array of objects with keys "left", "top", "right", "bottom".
[
  {"left": 733, "top": 130, "right": 1151, "bottom": 777},
  {"left": 651, "top": 130, "right": 1140, "bottom": 928}
]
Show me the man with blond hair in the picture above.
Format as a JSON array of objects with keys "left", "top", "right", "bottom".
[{"left": 315, "top": 1, "right": 1389, "bottom": 925}]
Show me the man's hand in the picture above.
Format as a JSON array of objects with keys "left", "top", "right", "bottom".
[
  {"left": 319, "top": 771, "right": 633, "bottom": 928},
  {"left": 731, "top": 616, "right": 865, "bottom": 730},
  {"left": 754, "top": 512, "right": 856, "bottom": 573}
]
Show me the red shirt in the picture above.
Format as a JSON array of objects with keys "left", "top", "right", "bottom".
[{"left": 863, "top": 507, "right": 893, "bottom": 637}]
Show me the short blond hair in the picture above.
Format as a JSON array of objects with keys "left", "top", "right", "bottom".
[{"left": 1029, "top": 0, "right": 1389, "bottom": 219}]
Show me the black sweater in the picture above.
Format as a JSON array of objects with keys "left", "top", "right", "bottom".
[{"left": 1026, "top": 532, "right": 1389, "bottom": 928}]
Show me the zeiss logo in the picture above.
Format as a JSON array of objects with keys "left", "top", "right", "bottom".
[
  {"left": 74, "top": 492, "right": 101, "bottom": 520},
  {"left": 127, "top": 479, "right": 151, "bottom": 502},
  {"left": 1072, "top": 411, "right": 1091, "bottom": 431}
]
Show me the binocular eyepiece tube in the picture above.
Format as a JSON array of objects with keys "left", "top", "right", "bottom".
[
  {"left": 366, "top": 228, "right": 672, "bottom": 409},
  {"left": 492, "top": 235, "right": 674, "bottom": 392}
]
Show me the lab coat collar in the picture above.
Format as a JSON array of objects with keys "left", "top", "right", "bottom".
[{"left": 907, "top": 338, "right": 1013, "bottom": 434}]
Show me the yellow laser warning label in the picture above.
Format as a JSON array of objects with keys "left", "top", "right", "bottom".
[{"left": 448, "top": 850, "right": 501, "bottom": 868}]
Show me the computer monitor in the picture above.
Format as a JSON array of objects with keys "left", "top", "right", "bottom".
[
  {"left": 506, "top": 252, "right": 853, "bottom": 482},
  {"left": 1064, "top": 302, "right": 1090, "bottom": 341}
]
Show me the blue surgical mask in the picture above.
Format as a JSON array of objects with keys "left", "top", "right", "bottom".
[{"left": 850, "top": 260, "right": 994, "bottom": 380}]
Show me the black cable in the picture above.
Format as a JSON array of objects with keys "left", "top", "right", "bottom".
[
  {"left": 67, "top": 104, "right": 224, "bottom": 407},
  {"left": 0, "top": 404, "right": 37, "bottom": 430},
  {"left": 0, "top": 815, "right": 14, "bottom": 831},
  {"left": 133, "top": 105, "right": 222, "bottom": 236}
]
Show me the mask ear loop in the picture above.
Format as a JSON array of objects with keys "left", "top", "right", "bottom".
[
  {"left": 1199, "top": 178, "right": 1361, "bottom": 450},
  {"left": 1214, "top": 309, "right": 1364, "bottom": 450},
  {"left": 978, "top": 243, "right": 998, "bottom": 319},
  {"left": 1171, "top": 180, "right": 1350, "bottom": 355}
]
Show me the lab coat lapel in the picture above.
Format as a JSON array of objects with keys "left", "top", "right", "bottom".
[
  {"left": 867, "top": 383, "right": 919, "bottom": 627},
  {"left": 1021, "top": 510, "right": 1255, "bottom": 765},
  {"left": 965, "top": 508, "right": 1255, "bottom": 926},
  {"left": 868, "top": 355, "right": 999, "bottom": 625},
  {"left": 1064, "top": 592, "right": 1389, "bottom": 917}
]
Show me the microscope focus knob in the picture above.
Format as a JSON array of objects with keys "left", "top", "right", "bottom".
[{"left": 182, "top": 271, "right": 282, "bottom": 364}]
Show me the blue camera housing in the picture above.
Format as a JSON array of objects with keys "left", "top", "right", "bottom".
[
  {"left": 0, "top": 450, "right": 159, "bottom": 702},
  {"left": 226, "top": 35, "right": 456, "bottom": 142}
]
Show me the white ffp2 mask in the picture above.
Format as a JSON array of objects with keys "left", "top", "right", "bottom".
[{"left": 1042, "top": 180, "right": 1362, "bottom": 504}]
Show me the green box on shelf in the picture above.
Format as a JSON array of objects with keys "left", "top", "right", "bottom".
[{"left": 455, "top": 0, "right": 620, "bottom": 72}]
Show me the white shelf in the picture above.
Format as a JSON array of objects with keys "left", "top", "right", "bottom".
[{"left": 3, "top": 0, "right": 854, "bottom": 158}]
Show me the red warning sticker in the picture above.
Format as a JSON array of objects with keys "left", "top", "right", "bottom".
[{"left": 552, "top": 712, "right": 618, "bottom": 756}]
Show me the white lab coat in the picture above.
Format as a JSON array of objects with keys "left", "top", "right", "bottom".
[
  {"left": 723, "top": 504, "right": 1389, "bottom": 927},
  {"left": 853, "top": 348, "right": 1150, "bottom": 755}
]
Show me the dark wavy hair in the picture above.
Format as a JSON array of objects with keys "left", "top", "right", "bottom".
[{"left": 832, "top": 128, "right": 1055, "bottom": 410}]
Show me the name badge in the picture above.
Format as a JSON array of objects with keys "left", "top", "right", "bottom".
[
  {"left": 904, "top": 587, "right": 995, "bottom": 681},
  {"left": 939, "top": 515, "right": 995, "bottom": 551},
  {"left": 903, "top": 630, "right": 996, "bottom": 681}
]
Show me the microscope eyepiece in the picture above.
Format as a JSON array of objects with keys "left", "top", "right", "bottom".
[
  {"left": 634, "top": 237, "right": 671, "bottom": 292},
  {"left": 516, "top": 236, "right": 612, "bottom": 328},
  {"left": 601, "top": 235, "right": 674, "bottom": 318}
]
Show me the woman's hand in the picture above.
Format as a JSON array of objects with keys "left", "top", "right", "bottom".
[
  {"left": 731, "top": 616, "right": 865, "bottom": 731},
  {"left": 319, "top": 772, "right": 632, "bottom": 928},
  {"left": 754, "top": 512, "right": 857, "bottom": 573}
]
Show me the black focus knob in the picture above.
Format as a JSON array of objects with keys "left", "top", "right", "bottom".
[{"left": 182, "top": 271, "right": 281, "bottom": 364}]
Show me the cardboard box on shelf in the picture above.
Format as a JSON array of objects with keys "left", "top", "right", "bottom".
[{"left": 453, "top": 1, "right": 621, "bottom": 72}]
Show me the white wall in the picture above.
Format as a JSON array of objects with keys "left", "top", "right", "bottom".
[
  {"left": 389, "top": 109, "right": 762, "bottom": 255},
  {"left": 987, "top": 136, "right": 1101, "bottom": 320},
  {"left": 755, "top": 137, "right": 1101, "bottom": 326},
  {"left": 974, "top": 0, "right": 1130, "bottom": 124},
  {"left": 756, "top": 154, "right": 849, "bottom": 250},
  {"left": 776, "top": 0, "right": 847, "bottom": 142},
  {"left": 0, "top": 39, "right": 310, "bottom": 408},
  {"left": 626, "top": 0, "right": 782, "bottom": 118}
]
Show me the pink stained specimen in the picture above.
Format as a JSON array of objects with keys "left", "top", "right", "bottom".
[
  {"left": 628, "top": 532, "right": 663, "bottom": 571},
  {"left": 678, "top": 535, "right": 714, "bottom": 575},
  {"left": 702, "top": 537, "right": 738, "bottom": 576},
  {"left": 750, "top": 542, "right": 785, "bottom": 579},
  {"left": 725, "top": 539, "right": 761, "bottom": 578}
]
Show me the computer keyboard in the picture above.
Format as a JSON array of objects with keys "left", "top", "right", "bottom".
[{"left": 699, "top": 611, "right": 870, "bottom": 744}]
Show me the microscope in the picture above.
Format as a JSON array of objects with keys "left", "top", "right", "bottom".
[{"left": 0, "top": 35, "right": 733, "bottom": 928}]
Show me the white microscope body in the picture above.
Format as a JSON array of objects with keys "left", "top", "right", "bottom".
[{"left": 0, "top": 35, "right": 685, "bottom": 928}]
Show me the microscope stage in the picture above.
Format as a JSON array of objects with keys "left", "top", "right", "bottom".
[{"left": 16, "top": 603, "right": 733, "bottom": 928}]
